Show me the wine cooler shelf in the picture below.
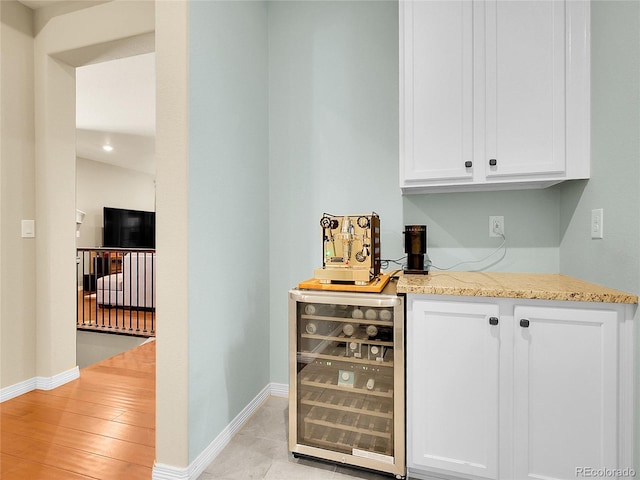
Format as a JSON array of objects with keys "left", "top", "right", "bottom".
[
  {"left": 303, "top": 404, "right": 392, "bottom": 439},
  {"left": 289, "top": 286, "right": 405, "bottom": 479},
  {"left": 302, "top": 422, "right": 394, "bottom": 458},
  {"left": 302, "top": 413, "right": 394, "bottom": 457},
  {"left": 300, "top": 388, "right": 393, "bottom": 419},
  {"left": 299, "top": 364, "right": 394, "bottom": 398},
  {"left": 298, "top": 345, "right": 394, "bottom": 367}
]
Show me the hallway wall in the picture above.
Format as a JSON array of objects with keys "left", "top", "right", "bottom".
[{"left": 0, "top": 0, "right": 37, "bottom": 389}]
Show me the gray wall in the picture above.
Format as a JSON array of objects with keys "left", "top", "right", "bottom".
[
  {"left": 188, "top": 0, "right": 270, "bottom": 462},
  {"left": 558, "top": 0, "right": 640, "bottom": 468},
  {"left": 268, "top": 0, "right": 402, "bottom": 384},
  {"left": 559, "top": 1, "right": 639, "bottom": 294},
  {"left": 266, "top": 0, "right": 640, "bottom": 462},
  {"left": 266, "top": 0, "right": 572, "bottom": 384},
  {"left": 404, "top": 189, "right": 560, "bottom": 273}
]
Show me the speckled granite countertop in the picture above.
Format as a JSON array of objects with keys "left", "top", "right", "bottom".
[{"left": 397, "top": 271, "right": 638, "bottom": 304}]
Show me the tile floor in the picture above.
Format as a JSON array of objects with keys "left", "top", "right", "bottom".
[{"left": 197, "top": 395, "right": 406, "bottom": 480}]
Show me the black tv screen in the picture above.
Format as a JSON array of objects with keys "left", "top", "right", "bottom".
[{"left": 103, "top": 207, "right": 156, "bottom": 248}]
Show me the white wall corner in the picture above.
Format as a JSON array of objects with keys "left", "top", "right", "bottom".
[
  {"left": 150, "top": 463, "right": 189, "bottom": 480},
  {"left": 269, "top": 382, "right": 289, "bottom": 398},
  {"left": 0, "top": 366, "right": 79, "bottom": 402},
  {"left": 152, "top": 383, "right": 288, "bottom": 480},
  {"left": 36, "top": 366, "right": 80, "bottom": 390}
]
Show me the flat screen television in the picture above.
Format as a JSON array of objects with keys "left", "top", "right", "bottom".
[{"left": 103, "top": 207, "right": 156, "bottom": 248}]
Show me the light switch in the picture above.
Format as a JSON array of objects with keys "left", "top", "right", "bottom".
[
  {"left": 21, "top": 219, "right": 35, "bottom": 238},
  {"left": 591, "top": 209, "right": 603, "bottom": 239}
]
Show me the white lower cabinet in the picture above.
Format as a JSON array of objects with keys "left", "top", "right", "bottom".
[
  {"left": 512, "top": 306, "right": 618, "bottom": 480},
  {"left": 407, "top": 296, "right": 636, "bottom": 480},
  {"left": 407, "top": 299, "right": 500, "bottom": 479}
]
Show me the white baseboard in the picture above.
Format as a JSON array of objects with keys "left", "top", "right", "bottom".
[
  {"left": 0, "top": 366, "right": 80, "bottom": 403},
  {"left": 152, "top": 382, "right": 289, "bottom": 480},
  {"left": 269, "top": 382, "right": 289, "bottom": 397}
]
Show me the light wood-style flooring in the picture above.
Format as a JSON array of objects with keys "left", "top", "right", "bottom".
[{"left": 0, "top": 341, "right": 156, "bottom": 479}]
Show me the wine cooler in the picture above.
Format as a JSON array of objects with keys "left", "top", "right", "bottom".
[{"left": 288, "top": 282, "right": 405, "bottom": 479}]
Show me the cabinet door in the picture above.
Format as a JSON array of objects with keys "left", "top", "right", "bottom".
[
  {"left": 407, "top": 299, "right": 500, "bottom": 479},
  {"left": 484, "top": 0, "right": 566, "bottom": 178},
  {"left": 400, "top": 0, "right": 589, "bottom": 193},
  {"left": 400, "top": 0, "right": 474, "bottom": 185},
  {"left": 513, "top": 306, "right": 618, "bottom": 480}
]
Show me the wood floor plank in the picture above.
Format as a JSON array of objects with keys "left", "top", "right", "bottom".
[
  {"left": 1, "top": 432, "right": 152, "bottom": 480},
  {"left": 46, "top": 382, "right": 155, "bottom": 408},
  {"left": 112, "top": 409, "right": 155, "bottom": 429},
  {"left": 3, "top": 399, "right": 154, "bottom": 446},
  {"left": 6, "top": 391, "right": 127, "bottom": 421},
  {"left": 1, "top": 455, "right": 95, "bottom": 480},
  {"left": 0, "top": 340, "right": 156, "bottom": 479},
  {"left": 1, "top": 415, "right": 155, "bottom": 466}
]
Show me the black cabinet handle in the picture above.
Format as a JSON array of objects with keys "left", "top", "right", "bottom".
[
  {"left": 489, "top": 159, "right": 497, "bottom": 166},
  {"left": 520, "top": 319, "right": 530, "bottom": 328},
  {"left": 465, "top": 161, "right": 472, "bottom": 168},
  {"left": 489, "top": 317, "right": 499, "bottom": 326}
]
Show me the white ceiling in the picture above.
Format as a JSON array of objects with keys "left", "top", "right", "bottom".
[{"left": 76, "top": 52, "right": 156, "bottom": 175}]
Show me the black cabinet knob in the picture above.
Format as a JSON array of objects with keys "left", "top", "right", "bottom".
[
  {"left": 489, "top": 317, "right": 499, "bottom": 326},
  {"left": 520, "top": 319, "right": 530, "bottom": 328},
  {"left": 489, "top": 159, "right": 497, "bottom": 166},
  {"left": 465, "top": 161, "right": 472, "bottom": 168}
]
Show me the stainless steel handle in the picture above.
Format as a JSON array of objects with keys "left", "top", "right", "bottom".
[{"left": 289, "top": 289, "right": 402, "bottom": 307}]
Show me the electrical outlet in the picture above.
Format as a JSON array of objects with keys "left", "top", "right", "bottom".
[
  {"left": 489, "top": 216, "right": 504, "bottom": 237},
  {"left": 591, "top": 208, "right": 603, "bottom": 239}
]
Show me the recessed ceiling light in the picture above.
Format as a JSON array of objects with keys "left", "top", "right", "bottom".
[{"left": 102, "top": 145, "right": 113, "bottom": 152}]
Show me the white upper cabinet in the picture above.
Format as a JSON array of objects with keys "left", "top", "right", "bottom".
[
  {"left": 400, "top": 1, "right": 474, "bottom": 184},
  {"left": 400, "top": 0, "right": 590, "bottom": 193}
]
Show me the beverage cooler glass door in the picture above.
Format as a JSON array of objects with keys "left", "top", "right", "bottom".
[{"left": 288, "top": 289, "right": 405, "bottom": 479}]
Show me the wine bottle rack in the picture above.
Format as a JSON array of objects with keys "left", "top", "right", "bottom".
[{"left": 289, "top": 286, "right": 405, "bottom": 479}]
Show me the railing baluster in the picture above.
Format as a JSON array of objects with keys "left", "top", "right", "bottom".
[
  {"left": 140, "top": 252, "right": 145, "bottom": 333},
  {"left": 129, "top": 251, "right": 134, "bottom": 333},
  {"left": 76, "top": 247, "right": 155, "bottom": 338},
  {"left": 134, "top": 251, "right": 139, "bottom": 332}
]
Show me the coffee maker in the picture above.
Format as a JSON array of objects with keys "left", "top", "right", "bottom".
[
  {"left": 403, "top": 225, "right": 428, "bottom": 274},
  {"left": 314, "top": 213, "right": 381, "bottom": 285}
]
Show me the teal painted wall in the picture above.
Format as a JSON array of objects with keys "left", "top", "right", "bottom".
[
  {"left": 268, "top": 0, "right": 402, "bottom": 385},
  {"left": 188, "top": 0, "right": 269, "bottom": 461},
  {"left": 559, "top": 1, "right": 639, "bottom": 294},
  {"left": 559, "top": 0, "right": 640, "bottom": 468},
  {"left": 187, "top": 0, "right": 640, "bottom": 462},
  {"left": 267, "top": 0, "right": 564, "bottom": 384},
  {"left": 404, "top": 188, "right": 560, "bottom": 273}
]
